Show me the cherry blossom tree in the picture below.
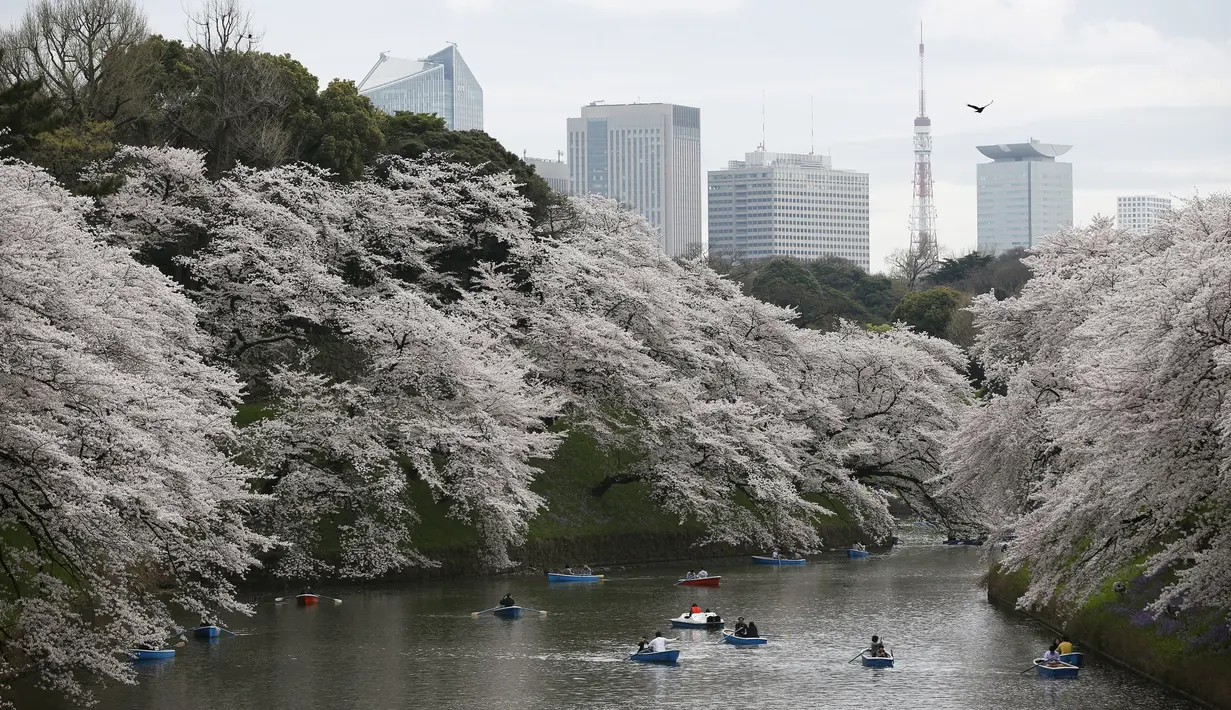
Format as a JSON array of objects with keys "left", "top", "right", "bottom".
[
  {"left": 945, "top": 195, "right": 1231, "bottom": 614},
  {"left": 469, "top": 195, "right": 972, "bottom": 550},
  {"left": 0, "top": 159, "right": 269, "bottom": 704},
  {"left": 99, "top": 149, "right": 562, "bottom": 572}
]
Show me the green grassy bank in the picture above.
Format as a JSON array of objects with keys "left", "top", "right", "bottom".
[
  {"left": 987, "top": 563, "right": 1231, "bottom": 709},
  {"left": 400, "top": 427, "right": 864, "bottom": 579}
]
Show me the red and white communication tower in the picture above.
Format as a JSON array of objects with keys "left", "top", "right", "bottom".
[{"left": 910, "top": 24, "right": 938, "bottom": 261}]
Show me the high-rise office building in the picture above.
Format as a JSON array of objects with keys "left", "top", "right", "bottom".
[
  {"left": 1117, "top": 195, "right": 1171, "bottom": 234},
  {"left": 357, "top": 46, "right": 483, "bottom": 130},
  {"left": 567, "top": 102, "right": 702, "bottom": 256},
  {"left": 708, "top": 149, "right": 870, "bottom": 269},
  {"left": 976, "top": 139, "right": 1073, "bottom": 254},
  {"left": 525, "top": 155, "right": 569, "bottom": 194}
]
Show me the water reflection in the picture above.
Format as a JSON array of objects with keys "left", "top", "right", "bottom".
[{"left": 25, "top": 535, "right": 1198, "bottom": 709}]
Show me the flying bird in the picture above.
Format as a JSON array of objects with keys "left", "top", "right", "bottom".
[{"left": 967, "top": 101, "right": 994, "bottom": 113}]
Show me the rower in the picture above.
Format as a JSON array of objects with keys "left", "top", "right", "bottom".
[
  {"left": 870, "top": 635, "right": 886, "bottom": 657},
  {"left": 636, "top": 636, "right": 649, "bottom": 653},
  {"left": 649, "top": 631, "right": 668, "bottom": 653},
  {"left": 733, "top": 617, "right": 748, "bottom": 637},
  {"left": 581, "top": 564, "right": 592, "bottom": 575},
  {"left": 499, "top": 593, "right": 515, "bottom": 607}
]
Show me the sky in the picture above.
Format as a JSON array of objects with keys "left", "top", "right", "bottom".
[{"left": 5, "top": 0, "right": 1229, "bottom": 271}]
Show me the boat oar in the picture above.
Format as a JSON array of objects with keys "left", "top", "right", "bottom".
[
  {"left": 470, "top": 606, "right": 502, "bottom": 617},
  {"left": 848, "top": 649, "right": 870, "bottom": 663},
  {"left": 220, "top": 628, "right": 238, "bottom": 635},
  {"left": 321, "top": 595, "right": 343, "bottom": 604},
  {"left": 520, "top": 607, "right": 549, "bottom": 616},
  {"left": 1020, "top": 660, "right": 1042, "bottom": 674}
]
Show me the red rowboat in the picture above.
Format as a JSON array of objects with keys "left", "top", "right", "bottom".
[
  {"left": 297, "top": 593, "right": 320, "bottom": 606},
  {"left": 677, "top": 576, "right": 720, "bottom": 587}
]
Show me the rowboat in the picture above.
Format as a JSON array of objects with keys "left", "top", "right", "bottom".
[
  {"left": 677, "top": 576, "right": 720, "bottom": 587},
  {"left": 546, "top": 572, "right": 602, "bottom": 583},
  {"left": 193, "top": 625, "right": 221, "bottom": 638},
  {"left": 492, "top": 605, "right": 522, "bottom": 619},
  {"left": 668, "top": 612, "right": 724, "bottom": 629},
  {"left": 751, "top": 555, "right": 806, "bottom": 566},
  {"left": 861, "top": 651, "right": 894, "bottom": 668},
  {"left": 1034, "top": 659, "right": 1079, "bottom": 678},
  {"left": 847, "top": 549, "right": 870, "bottom": 558},
  {"left": 127, "top": 648, "right": 176, "bottom": 661},
  {"left": 1059, "top": 652, "right": 1084, "bottom": 667},
  {"left": 629, "top": 649, "right": 680, "bottom": 664},
  {"left": 296, "top": 593, "right": 319, "bottom": 606},
  {"left": 721, "top": 630, "right": 767, "bottom": 646}
]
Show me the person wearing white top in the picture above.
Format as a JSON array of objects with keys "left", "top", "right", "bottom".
[
  {"left": 697, "top": 569, "right": 708, "bottom": 578},
  {"left": 649, "top": 632, "right": 668, "bottom": 653}
]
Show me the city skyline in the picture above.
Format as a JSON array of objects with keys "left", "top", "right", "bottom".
[{"left": 7, "top": 0, "right": 1226, "bottom": 270}]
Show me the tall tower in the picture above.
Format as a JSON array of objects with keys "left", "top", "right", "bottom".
[{"left": 910, "top": 24, "right": 938, "bottom": 266}]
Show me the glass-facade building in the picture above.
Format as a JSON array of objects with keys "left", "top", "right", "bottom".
[
  {"left": 976, "top": 140, "right": 1073, "bottom": 254},
  {"left": 708, "top": 150, "right": 870, "bottom": 270},
  {"left": 567, "top": 103, "right": 702, "bottom": 257},
  {"left": 357, "top": 46, "right": 483, "bottom": 130}
]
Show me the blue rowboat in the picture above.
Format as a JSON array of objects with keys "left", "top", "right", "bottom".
[
  {"left": 1059, "top": 652, "right": 1084, "bottom": 667},
  {"left": 127, "top": 648, "right": 176, "bottom": 661},
  {"left": 1034, "top": 660, "right": 1079, "bottom": 678},
  {"left": 861, "top": 651, "right": 894, "bottom": 668},
  {"left": 847, "top": 549, "right": 870, "bottom": 558},
  {"left": 546, "top": 572, "right": 602, "bottom": 583},
  {"left": 669, "top": 613, "right": 724, "bottom": 629},
  {"left": 193, "top": 625, "right": 221, "bottom": 638},
  {"left": 721, "top": 631, "right": 767, "bottom": 646},
  {"left": 751, "top": 555, "right": 806, "bottom": 566},
  {"left": 492, "top": 605, "right": 522, "bottom": 619},
  {"left": 629, "top": 649, "right": 680, "bottom": 664}
]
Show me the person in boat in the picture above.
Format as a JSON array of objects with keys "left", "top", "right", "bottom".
[
  {"left": 870, "top": 635, "right": 886, "bottom": 657},
  {"left": 1057, "top": 636, "right": 1074, "bottom": 655},
  {"left": 648, "top": 631, "right": 668, "bottom": 653},
  {"left": 697, "top": 569, "right": 708, "bottom": 578},
  {"left": 772, "top": 549, "right": 780, "bottom": 560},
  {"left": 688, "top": 603, "right": 702, "bottom": 618},
  {"left": 1042, "top": 643, "right": 1062, "bottom": 665},
  {"left": 499, "top": 593, "right": 515, "bottom": 608},
  {"left": 300, "top": 586, "right": 313, "bottom": 596},
  {"left": 685, "top": 570, "right": 696, "bottom": 580},
  {"left": 636, "top": 636, "right": 649, "bottom": 653},
  {"left": 853, "top": 542, "right": 866, "bottom": 552},
  {"left": 564, "top": 565, "right": 573, "bottom": 574},
  {"left": 581, "top": 565, "right": 592, "bottom": 575},
  {"left": 745, "top": 620, "right": 759, "bottom": 638},
  {"left": 733, "top": 617, "right": 748, "bottom": 636}
]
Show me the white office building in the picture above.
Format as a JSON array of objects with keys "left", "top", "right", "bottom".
[
  {"left": 976, "top": 139, "right": 1074, "bottom": 254},
  {"left": 567, "top": 102, "right": 702, "bottom": 256},
  {"left": 525, "top": 156, "right": 569, "bottom": 194},
  {"left": 357, "top": 46, "right": 483, "bottom": 130},
  {"left": 707, "top": 149, "right": 870, "bottom": 269},
  {"left": 1117, "top": 195, "right": 1171, "bottom": 234}
]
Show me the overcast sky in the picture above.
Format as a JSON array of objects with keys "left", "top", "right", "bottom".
[{"left": 5, "top": 0, "right": 1228, "bottom": 270}]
